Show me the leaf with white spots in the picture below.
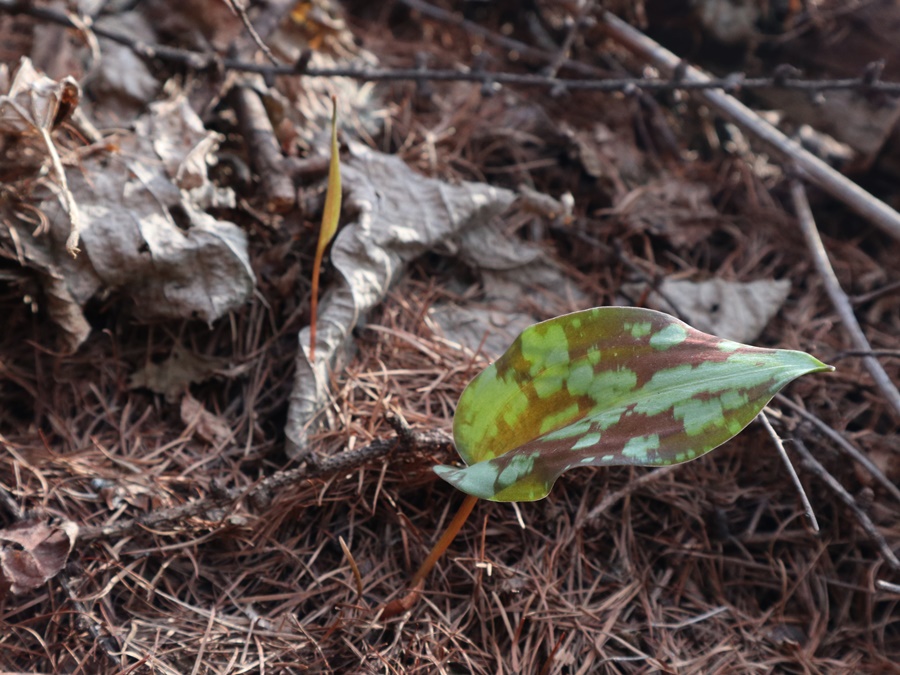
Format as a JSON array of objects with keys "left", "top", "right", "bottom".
[{"left": 434, "top": 307, "right": 832, "bottom": 502}]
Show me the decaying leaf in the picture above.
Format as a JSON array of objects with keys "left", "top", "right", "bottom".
[
  {"left": 0, "top": 58, "right": 79, "bottom": 135},
  {"left": 429, "top": 200, "right": 587, "bottom": 360},
  {"left": 625, "top": 277, "right": 792, "bottom": 343},
  {"left": 1, "top": 91, "right": 253, "bottom": 352},
  {"left": 435, "top": 307, "right": 832, "bottom": 502},
  {"left": 86, "top": 12, "right": 160, "bottom": 119},
  {"left": 0, "top": 58, "right": 83, "bottom": 254},
  {"left": 612, "top": 176, "right": 720, "bottom": 246},
  {"left": 129, "top": 344, "right": 236, "bottom": 402},
  {"left": 181, "top": 392, "right": 233, "bottom": 446},
  {"left": 286, "top": 141, "right": 516, "bottom": 455},
  {"left": 0, "top": 519, "right": 78, "bottom": 597}
]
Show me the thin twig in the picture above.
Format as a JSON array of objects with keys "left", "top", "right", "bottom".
[
  {"left": 602, "top": 11, "right": 900, "bottom": 244},
  {"left": 541, "top": 1, "right": 596, "bottom": 79},
  {"left": 791, "top": 439, "right": 900, "bottom": 572},
  {"left": 223, "top": 0, "right": 280, "bottom": 66},
  {"left": 775, "top": 394, "right": 900, "bottom": 503},
  {"left": 398, "top": 0, "right": 608, "bottom": 78},
  {"left": 789, "top": 179, "right": 900, "bottom": 419},
  {"left": 876, "top": 579, "right": 900, "bottom": 594},
  {"left": 758, "top": 410, "right": 819, "bottom": 532}
]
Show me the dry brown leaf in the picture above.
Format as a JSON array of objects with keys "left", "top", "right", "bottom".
[
  {"left": 180, "top": 392, "right": 233, "bottom": 446},
  {"left": 0, "top": 519, "right": 78, "bottom": 597},
  {"left": 129, "top": 344, "right": 235, "bottom": 402},
  {"left": 1, "top": 92, "right": 253, "bottom": 352}
]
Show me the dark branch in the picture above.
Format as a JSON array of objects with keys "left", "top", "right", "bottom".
[
  {"left": 77, "top": 423, "right": 453, "bottom": 544},
  {"left": 3, "top": 1, "right": 900, "bottom": 96}
]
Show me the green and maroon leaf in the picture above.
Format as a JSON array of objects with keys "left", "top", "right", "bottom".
[{"left": 434, "top": 307, "right": 832, "bottom": 502}]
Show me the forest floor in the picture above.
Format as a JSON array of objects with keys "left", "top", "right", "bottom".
[{"left": 0, "top": 1, "right": 899, "bottom": 673}]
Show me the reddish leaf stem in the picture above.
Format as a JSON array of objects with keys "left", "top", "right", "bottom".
[
  {"left": 411, "top": 493, "right": 478, "bottom": 587},
  {"left": 309, "top": 252, "right": 322, "bottom": 362},
  {"left": 381, "top": 493, "right": 478, "bottom": 619}
]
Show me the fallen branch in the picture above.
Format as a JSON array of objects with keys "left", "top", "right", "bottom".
[
  {"left": 4, "top": 2, "right": 900, "bottom": 96},
  {"left": 602, "top": 11, "right": 900, "bottom": 244},
  {"left": 78, "top": 415, "right": 453, "bottom": 544},
  {"left": 789, "top": 179, "right": 900, "bottom": 419},
  {"left": 775, "top": 394, "right": 900, "bottom": 503},
  {"left": 791, "top": 439, "right": 900, "bottom": 572},
  {"left": 232, "top": 85, "right": 295, "bottom": 213}
]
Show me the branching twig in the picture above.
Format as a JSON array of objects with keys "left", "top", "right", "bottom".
[
  {"left": 541, "top": 1, "right": 597, "bottom": 80},
  {"left": 775, "top": 394, "right": 900, "bottom": 503},
  {"left": 791, "top": 439, "right": 900, "bottom": 572},
  {"left": 78, "top": 420, "right": 452, "bottom": 544},
  {"left": 4, "top": 2, "right": 900, "bottom": 96},
  {"left": 789, "top": 179, "right": 900, "bottom": 419},
  {"left": 223, "top": 0, "right": 280, "bottom": 66},
  {"left": 759, "top": 410, "right": 819, "bottom": 532}
]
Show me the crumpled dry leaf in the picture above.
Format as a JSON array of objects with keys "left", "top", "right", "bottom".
[
  {"left": 612, "top": 176, "right": 720, "bottom": 247},
  {"left": 86, "top": 12, "right": 160, "bottom": 118},
  {"left": 286, "top": 142, "right": 517, "bottom": 456},
  {"left": 624, "top": 277, "right": 792, "bottom": 343},
  {"left": 181, "top": 392, "right": 233, "bottom": 446},
  {"left": 0, "top": 519, "right": 78, "bottom": 597},
  {"left": 129, "top": 344, "right": 236, "bottom": 402},
  {"left": 428, "top": 209, "right": 586, "bottom": 360},
  {"left": 1, "top": 92, "right": 253, "bottom": 352},
  {"left": 0, "top": 58, "right": 79, "bottom": 135},
  {"left": 1, "top": 58, "right": 83, "bottom": 253}
]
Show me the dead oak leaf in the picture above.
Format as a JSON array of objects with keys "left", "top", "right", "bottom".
[{"left": 0, "top": 519, "right": 78, "bottom": 597}]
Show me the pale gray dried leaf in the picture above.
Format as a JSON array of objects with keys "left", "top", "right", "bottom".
[
  {"left": 0, "top": 204, "right": 97, "bottom": 353},
  {"left": 3, "top": 94, "right": 254, "bottom": 350},
  {"left": 427, "top": 304, "right": 536, "bottom": 362},
  {"left": 286, "top": 142, "right": 516, "bottom": 456},
  {"left": 624, "top": 277, "right": 792, "bottom": 343},
  {"left": 0, "top": 58, "right": 78, "bottom": 134},
  {"left": 430, "top": 212, "right": 586, "bottom": 359},
  {"left": 87, "top": 13, "right": 159, "bottom": 111},
  {"left": 612, "top": 176, "right": 720, "bottom": 247}
]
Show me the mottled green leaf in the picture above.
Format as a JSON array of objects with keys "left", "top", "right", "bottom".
[{"left": 434, "top": 307, "right": 832, "bottom": 502}]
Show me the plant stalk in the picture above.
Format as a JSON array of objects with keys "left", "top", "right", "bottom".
[
  {"left": 411, "top": 493, "right": 478, "bottom": 587},
  {"left": 381, "top": 492, "right": 478, "bottom": 618}
]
